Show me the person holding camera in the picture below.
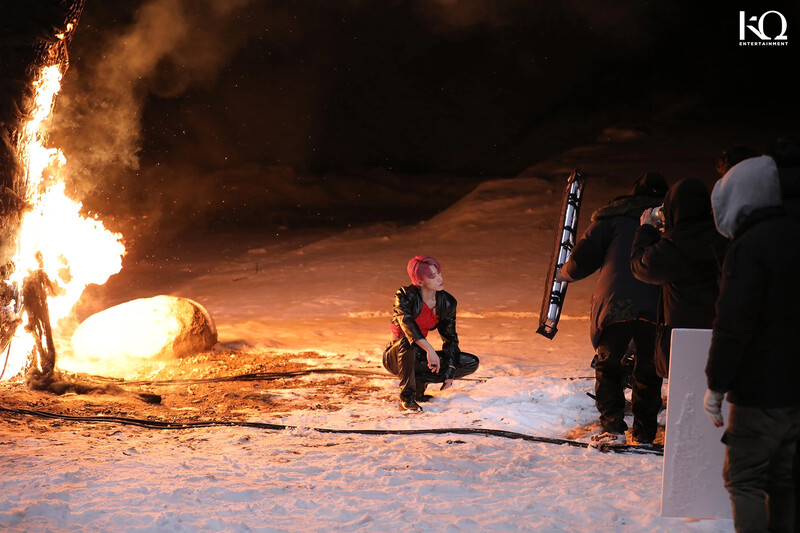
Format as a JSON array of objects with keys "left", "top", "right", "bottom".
[
  {"left": 630, "top": 178, "right": 728, "bottom": 378},
  {"left": 556, "top": 172, "right": 667, "bottom": 444}
]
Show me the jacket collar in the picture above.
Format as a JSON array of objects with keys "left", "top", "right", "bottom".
[
  {"left": 591, "top": 194, "right": 663, "bottom": 221},
  {"left": 733, "top": 205, "right": 785, "bottom": 239}
]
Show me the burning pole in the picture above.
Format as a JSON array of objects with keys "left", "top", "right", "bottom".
[{"left": 0, "top": 0, "right": 124, "bottom": 383}]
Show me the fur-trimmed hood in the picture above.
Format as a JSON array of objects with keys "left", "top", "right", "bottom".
[
  {"left": 591, "top": 194, "right": 663, "bottom": 222},
  {"left": 711, "top": 155, "right": 782, "bottom": 239}
]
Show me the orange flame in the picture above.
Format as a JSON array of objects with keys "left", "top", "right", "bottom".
[{"left": 1, "top": 65, "right": 125, "bottom": 380}]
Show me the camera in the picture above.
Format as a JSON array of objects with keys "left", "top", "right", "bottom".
[{"left": 651, "top": 205, "right": 665, "bottom": 228}]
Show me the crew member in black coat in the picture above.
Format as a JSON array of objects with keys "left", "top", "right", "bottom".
[
  {"left": 557, "top": 172, "right": 667, "bottom": 444},
  {"left": 630, "top": 178, "right": 728, "bottom": 378},
  {"left": 770, "top": 137, "right": 800, "bottom": 220},
  {"left": 703, "top": 155, "right": 800, "bottom": 532},
  {"left": 383, "top": 255, "right": 480, "bottom": 412},
  {"left": 768, "top": 138, "right": 800, "bottom": 533}
]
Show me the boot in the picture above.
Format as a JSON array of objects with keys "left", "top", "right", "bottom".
[
  {"left": 415, "top": 381, "right": 433, "bottom": 403},
  {"left": 399, "top": 397, "right": 423, "bottom": 412}
]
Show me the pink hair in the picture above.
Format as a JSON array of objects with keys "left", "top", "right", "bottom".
[{"left": 407, "top": 255, "right": 441, "bottom": 286}]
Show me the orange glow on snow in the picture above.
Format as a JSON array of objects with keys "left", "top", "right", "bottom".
[{"left": 1, "top": 65, "right": 125, "bottom": 380}]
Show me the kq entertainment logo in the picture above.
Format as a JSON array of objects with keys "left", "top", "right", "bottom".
[{"left": 739, "top": 10, "right": 789, "bottom": 46}]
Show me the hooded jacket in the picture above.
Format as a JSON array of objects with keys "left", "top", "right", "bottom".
[
  {"left": 563, "top": 177, "right": 665, "bottom": 348},
  {"left": 631, "top": 178, "right": 728, "bottom": 376},
  {"left": 705, "top": 156, "right": 800, "bottom": 406}
]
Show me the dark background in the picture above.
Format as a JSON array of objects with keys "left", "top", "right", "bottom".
[{"left": 48, "top": 0, "right": 799, "bottom": 241}]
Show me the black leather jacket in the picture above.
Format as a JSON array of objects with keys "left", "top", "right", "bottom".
[{"left": 391, "top": 285, "right": 460, "bottom": 358}]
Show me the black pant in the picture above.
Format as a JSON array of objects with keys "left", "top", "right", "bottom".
[
  {"left": 795, "top": 442, "right": 800, "bottom": 532},
  {"left": 723, "top": 404, "right": 800, "bottom": 533},
  {"left": 594, "top": 321, "right": 662, "bottom": 438},
  {"left": 382, "top": 337, "right": 479, "bottom": 400}
]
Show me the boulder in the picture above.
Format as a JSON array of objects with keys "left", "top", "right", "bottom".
[{"left": 64, "top": 295, "right": 217, "bottom": 377}]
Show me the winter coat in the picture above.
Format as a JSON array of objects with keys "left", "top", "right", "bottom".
[
  {"left": 705, "top": 156, "right": 800, "bottom": 407},
  {"left": 563, "top": 194, "right": 662, "bottom": 349},
  {"left": 391, "top": 285, "right": 460, "bottom": 359},
  {"left": 630, "top": 178, "right": 728, "bottom": 376},
  {"left": 779, "top": 165, "right": 800, "bottom": 220}
]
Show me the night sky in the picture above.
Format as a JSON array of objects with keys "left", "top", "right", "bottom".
[{"left": 48, "top": 0, "right": 799, "bottom": 236}]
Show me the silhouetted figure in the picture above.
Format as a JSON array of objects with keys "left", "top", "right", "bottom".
[
  {"left": 768, "top": 137, "right": 800, "bottom": 533},
  {"left": 557, "top": 172, "right": 667, "bottom": 444},
  {"left": 769, "top": 137, "right": 800, "bottom": 220},
  {"left": 22, "top": 251, "right": 58, "bottom": 377},
  {"left": 630, "top": 178, "right": 728, "bottom": 377},
  {"left": 703, "top": 155, "right": 800, "bottom": 532},
  {"left": 716, "top": 145, "right": 759, "bottom": 177}
]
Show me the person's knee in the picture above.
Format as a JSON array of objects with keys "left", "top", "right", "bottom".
[
  {"left": 382, "top": 343, "right": 398, "bottom": 374},
  {"left": 594, "top": 351, "right": 623, "bottom": 371},
  {"left": 459, "top": 352, "right": 479, "bottom": 369}
]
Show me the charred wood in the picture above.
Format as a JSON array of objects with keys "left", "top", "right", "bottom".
[
  {"left": 22, "top": 265, "right": 58, "bottom": 377},
  {"left": 25, "top": 369, "right": 163, "bottom": 405},
  {"left": 0, "top": 0, "right": 85, "bottom": 266}
]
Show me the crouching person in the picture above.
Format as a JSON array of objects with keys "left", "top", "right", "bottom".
[
  {"left": 382, "top": 255, "right": 479, "bottom": 412},
  {"left": 703, "top": 155, "right": 800, "bottom": 532}
]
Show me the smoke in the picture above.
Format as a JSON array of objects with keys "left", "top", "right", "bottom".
[
  {"left": 44, "top": 0, "right": 773, "bottom": 241},
  {"left": 53, "top": 0, "right": 266, "bottom": 215},
  {"left": 412, "top": 0, "right": 514, "bottom": 30},
  {"left": 55, "top": 0, "right": 661, "bottom": 193}
]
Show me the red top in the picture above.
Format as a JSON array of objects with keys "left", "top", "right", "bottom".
[{"left": 392, "top": 303, "right": 438, "bottom": 339}]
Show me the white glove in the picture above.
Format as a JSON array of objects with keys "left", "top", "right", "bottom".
[{"left": 703, "top": 389, "right": 725, "bottom": 427}]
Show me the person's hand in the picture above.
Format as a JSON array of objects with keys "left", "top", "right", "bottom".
[
  {"left": 640, "top": 208, "right": 655, "bottom": 226},
  {"left": 703, "top": 389, "right": 725, "bottom": 427},
  {"left": 554, "top": 267, "right": 569, "bottom": 283},
  {"left": 427, "top": 350, "right": 440, "bottom": 372}
]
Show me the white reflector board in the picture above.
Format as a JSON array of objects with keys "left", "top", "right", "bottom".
[{"left": 661, "top": 328, "right": 732, "bottom": 519}]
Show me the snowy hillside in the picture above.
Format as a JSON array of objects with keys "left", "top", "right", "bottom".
[{"left": 0, "top": 127, "right": 740, "bottom": 532}]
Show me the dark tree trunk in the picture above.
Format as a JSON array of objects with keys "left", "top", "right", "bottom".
[{"left": 0, "top": 0, "right": 85, "bottom": 266}]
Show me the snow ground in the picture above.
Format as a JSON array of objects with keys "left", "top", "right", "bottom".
[
  {"left": 0, "top": 373, "right": 729, "bottom": 532},
  {"left": 0, "top": 127, "right": 737, "bottom": 532}
]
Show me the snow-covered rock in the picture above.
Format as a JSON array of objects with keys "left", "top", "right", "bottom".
[{"left": 66, "top": 296, "right": 217, "bottom": 377}]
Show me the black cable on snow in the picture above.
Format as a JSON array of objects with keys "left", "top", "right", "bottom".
[
  {"left": 88, "top": 369, "right": 489, "bottom": 386},
  {"left": 96, "top": 368, "right": 392, "bottom": 385},
  {"left": 0, "top": 405, "right": 663, "bottom": 456},
  {"left": 84, "top": 369, "right": 587, "bottom": 387}
]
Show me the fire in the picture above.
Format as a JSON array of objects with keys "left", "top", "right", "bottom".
[
  {"left": 55, "top": 23, "right": 74, "bottom": 41},
  {"left": 1, "top": 65, "right": 125, "bottom": 380}
]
